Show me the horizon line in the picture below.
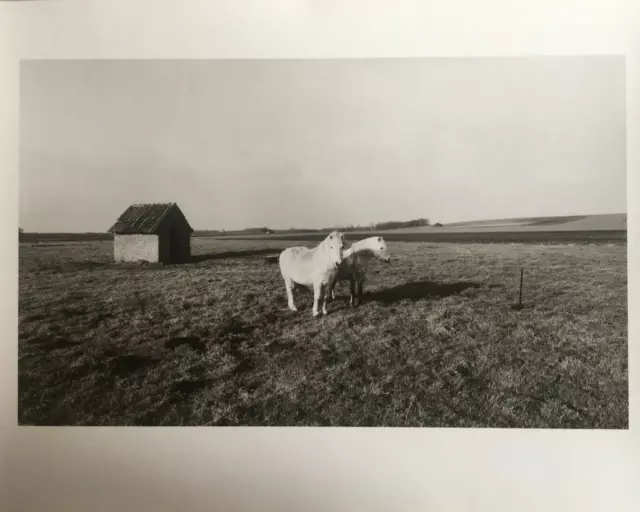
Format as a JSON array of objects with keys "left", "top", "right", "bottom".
[{"left": 19, "top": 211, "right": 627, "bottom": 234}]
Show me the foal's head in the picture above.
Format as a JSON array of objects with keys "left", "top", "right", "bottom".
[{"left": 325, "top": 231, "right": 345, "bottom": 268}]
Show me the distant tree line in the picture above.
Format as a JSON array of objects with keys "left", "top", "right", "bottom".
[
  {"left": 297, "top": 217, "right": 431, "bottom": 233},
  {"left": 193, "top": 218, "right": 432, "bottom": 236},
  {"left": 367, "top": 218, "right": 430, "bottom": 231}
]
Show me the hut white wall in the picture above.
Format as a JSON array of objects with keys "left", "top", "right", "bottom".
[{"left": 113, "top": 234, "right": 159, "bottom": 263}]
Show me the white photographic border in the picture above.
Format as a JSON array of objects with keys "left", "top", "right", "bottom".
[{"left": 1, "top": 1, "right": 637, "bottom": 510}]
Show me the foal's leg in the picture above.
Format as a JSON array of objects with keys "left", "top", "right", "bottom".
[
  {"left": 349, "top": 278, "right": 356, "bottom": 307},
  {"left": 356, "top": 281, "right": 364, "bottom": 306},
  {"left": 327, "top": 277, "right": 335, "bottom": 301},
  {"left": 329, "top": 275, "right": 339, "bottom": 302},
  {"left": 285, "top": 278, "right": 297, "bottom": 312}
]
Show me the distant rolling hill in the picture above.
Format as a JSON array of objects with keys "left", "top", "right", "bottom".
[
  {"left": 211, "top": 213, "right": 626, "bottom": 237},
  {"left": 211, "top": 213, "right": 626, "bottom": 244},
  {"left": 383, "top": 213, "right": 626, "bottom": 233}
]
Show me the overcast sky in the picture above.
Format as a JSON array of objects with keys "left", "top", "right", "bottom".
[{"left": 19, "top": 57, "right": 626, "bottom": 232}]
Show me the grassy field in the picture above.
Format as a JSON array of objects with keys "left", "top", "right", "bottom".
[{"left": 18, "top": 237, "right": 627, "bottom": 427}]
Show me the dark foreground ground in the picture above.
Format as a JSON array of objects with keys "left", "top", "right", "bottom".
[{"left": 18, "top": 238, "right": 627, "bottom": 427}]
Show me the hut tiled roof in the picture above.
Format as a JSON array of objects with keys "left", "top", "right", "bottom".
[{"left": 108, "top": 203, "right": 193, "bottom": 235}]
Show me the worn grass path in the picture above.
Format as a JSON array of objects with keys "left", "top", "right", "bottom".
[{"left": 18, "top": 239, "right": 627, "bottom": 427}]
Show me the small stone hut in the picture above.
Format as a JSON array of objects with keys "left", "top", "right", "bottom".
[{"left": 108, "top": 203, "right": 193, "bottom": 264}]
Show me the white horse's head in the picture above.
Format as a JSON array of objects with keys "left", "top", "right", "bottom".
[
  {"left": 365, "top": 236, "right": 391, "bottom": 263},
  {"left": 325, "top": 230, "right": 345, "bottom": 268}
]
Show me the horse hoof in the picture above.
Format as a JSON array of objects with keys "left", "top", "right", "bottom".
[{"left": 288, "top": 305, "right": 298, "bottom": 312}]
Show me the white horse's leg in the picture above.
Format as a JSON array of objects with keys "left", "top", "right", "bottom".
[
  {"left": 322, "top": 284, "right": 329, "bottom": 316},
  {"left": 312, "top": 282, "right": 322, "bottom": 317},
  {"left": 285, "top": 277, "right": 297, "bottom": 311}
]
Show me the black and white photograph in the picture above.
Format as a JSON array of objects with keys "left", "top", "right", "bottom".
[{"left": 18, "top": 57, "right": 627, "bottom": 428}]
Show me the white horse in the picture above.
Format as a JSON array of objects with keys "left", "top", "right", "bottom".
[
  {"left": 329, "top": 236, "right": 391, "bottom": 307},
  {"left": 278, "top": 231, "right": 345, "bottom": 317}
]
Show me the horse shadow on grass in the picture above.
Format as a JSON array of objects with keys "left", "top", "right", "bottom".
[
  {"left": 190, "top": 248, "right": 284, "bottom": 263},
  {"left": 367, "top": 280, "right": 481, "bottom": 304}
]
